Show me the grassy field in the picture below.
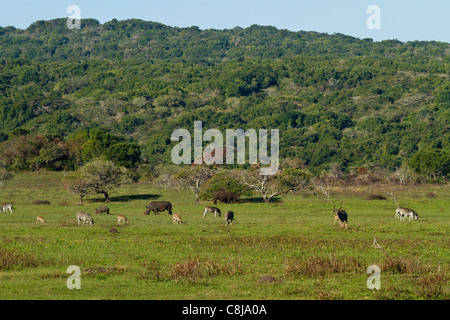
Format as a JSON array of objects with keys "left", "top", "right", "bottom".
[{"left": 0, "top": 172, "right": 448, "bottom": 300}]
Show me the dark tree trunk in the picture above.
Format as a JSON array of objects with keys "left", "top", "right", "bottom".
[{"left": 103, "top": 191, "right": 110, "bottom": 202}]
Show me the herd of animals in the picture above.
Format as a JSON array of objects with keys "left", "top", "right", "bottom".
[{"left": 0, "top": 190, "right": 419, "bottom": 229}]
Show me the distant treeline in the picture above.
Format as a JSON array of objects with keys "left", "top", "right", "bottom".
[{"left": 0, "top": 19, "right": 449, "bottom": 179}]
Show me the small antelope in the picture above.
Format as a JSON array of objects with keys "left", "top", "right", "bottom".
[
  {"left": 203, "top": 206, "right": 221, "bottom": 217},
  {"left": 36, "top": 216, "right": 46, "bottom": 224},
  {"left": 117, "top": 215, "right": 130, "bottom": 225},
  {"left": 225, "top": 211, "right": 235, "bottom": 226},
  {"left": 172, "top": 213, "right": 182, "bottom": 224},
  {"left": 333, "top": 202, "right": 348, "bottom": 230},
  {"left": 77, "top": 212, "right": 94, "bottom": 226},
  {"left": 1, "top": 203, "right": 13, "bottom": 214}
]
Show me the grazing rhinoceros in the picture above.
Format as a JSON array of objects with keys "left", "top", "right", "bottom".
[
  {"left": 95, "top": 206, "right": 110, "bottom": 215},
  {"left": 144, "top": 201, "right": 173, "bottom": 215},
  {"left": 212, "top": 191, "right": 238, "bottom": 204}
]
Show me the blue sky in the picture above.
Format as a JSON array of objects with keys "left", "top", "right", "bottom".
[{"left": 0, "top": 0, "right": 449, "bottom": 42}]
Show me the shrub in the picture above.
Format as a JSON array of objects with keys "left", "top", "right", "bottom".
[
  {"left": 284, "top": 256, "right": 362, "bottom": 277},
  {"left": 200, "top": 171, "right": 252, "bottom": 201},
  {"left": 0, "top": 248, "right": 41, "bottom": 270}
]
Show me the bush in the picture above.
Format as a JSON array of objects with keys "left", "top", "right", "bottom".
[
  {"left": 0, "top": 167, "right": 13, "bottom": 186},
  {"left": 199, "top": 171, "right": 252, "bottom": 201},
  {"left": 410, "top": 149, "right": 450, "bottom": 180}
]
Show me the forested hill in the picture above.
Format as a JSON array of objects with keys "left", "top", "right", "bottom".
[
  {"left": 0, "top": 18, "right": 449, "bottom": 177},
  {"left": 1, "top": 18, "right": 449, "bottom": 62}
]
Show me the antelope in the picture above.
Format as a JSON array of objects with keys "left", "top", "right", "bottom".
[
  {"left": 117, "top": 215, "right": 130, "bottom": 225},
  {"left": 36, "top": 216, "right": 46, "bottom": 224},
  {"left": 225, "top": 211, "right": 235, "bottom": 226},
  {"left": 77, "top": 212, "right": 94, "bottom": 226},
  {"left": 333, "top": 202, "right": 348, "bottom": 230},
  {"left": 172, "top": 213, "right": 182, "bottom": 224},
  {"left": 391, "top": 194, "right": 418, "bottom": 221},
  {"left": 203, "top": 206, "right": 221, "bottom": 217},
  {"left": 1, "top": 203, "right": 13, "bottom": 214}
]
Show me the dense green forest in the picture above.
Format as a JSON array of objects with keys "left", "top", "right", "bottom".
[{"left": 0, "top": 18, "right": 449, "bottom": 179}]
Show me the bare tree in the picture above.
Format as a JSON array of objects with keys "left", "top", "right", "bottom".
[
  {"left": 393, "top": 164, "right": 417, "bottom": 186},
  {"left": 153, "top": 172, "right": 179, "bottom": 190},
  {"left": 239, "top": 168, "right": 285, "bottom": 203},
  {"left": 242, "top": 173, "right": 279, "bottom": 203},
  {"left": 308, "top": 167, "right": 342, "bottom": 201},
  {"left": 240, "top": 166, "right": 311, "bottom": 203},
  {"left": 176, "top": 166, "right": 214, "bottom": 205},
  {"left": 153, "top": 166, "right": 183, "bottom": 190},
  {"left": 310, "top": 181, "right": 331, "bottom": 201},
  {"left": 63, "top": 172, "right": 93, "bottom": 205}
]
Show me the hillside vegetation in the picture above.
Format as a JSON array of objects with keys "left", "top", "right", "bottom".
[{"left": 0, "top": 18, "right": 449, "bottom": 177}]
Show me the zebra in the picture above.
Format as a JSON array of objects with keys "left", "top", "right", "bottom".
[
  {"left": 390, "top": 194, "right": 418, "bottom": 221},
  {"left": 203, "top": 206, "right": 221, "bottom": 217},
  {"left": 77, "top": 212, "right": 94, "bottom": 226},
  {"left": 396, "top": 207, "right": 419, "bottom": 221},
  {"left": 1, "top": 203, "right": 13, "bottom": 214}
]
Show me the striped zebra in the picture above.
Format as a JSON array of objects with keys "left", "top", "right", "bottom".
[
  {"left": 1, "top": 203, "right": 13, "bottom": 214},
  {"left": 77, "top": 212, "right": 94, "bottom": 226}
]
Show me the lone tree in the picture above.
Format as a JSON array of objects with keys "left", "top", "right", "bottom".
[
  {"left": 240, "top": 167, "right": 310, "bottom": 203},
  {"left": 63, "top": 172, "right": 93, "bottom": 205},
  {"left": 176, "top": 166, "right": 214, "bottom": 205},
  {"left": 279, "top": 167, "right": 312, "bottom": 193},
  {"left": 240, "top": 168, "right": 283, "bottom": 203},
  {"left": 63, "top": 159, "right": 131, "bottom": 204}
]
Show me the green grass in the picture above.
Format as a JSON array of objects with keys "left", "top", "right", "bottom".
[{"left": 0, "top": 172, "right": 448, "bottom": 300}]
